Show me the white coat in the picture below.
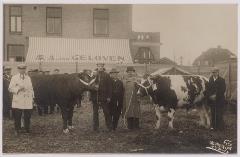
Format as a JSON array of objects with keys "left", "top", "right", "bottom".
[{"left": 8, "top": 73, "right": 34, "bottom": 109}]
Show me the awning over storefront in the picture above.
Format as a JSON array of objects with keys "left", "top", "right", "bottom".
[{"left": 26, "top": 37, "right": 133, "bottom": 64}]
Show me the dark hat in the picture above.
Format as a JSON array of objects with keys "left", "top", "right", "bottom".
[
  {"left": 96, "top": 62, "right": 105, "bottom": 66},
  {"left": 109, "top": 68, "right": 119, "bottom": 74},
  {"left": 54, "top": 68, "right": 60, "bottom": 71},
  {"left": 17, "top": 64, "right": 27, "bottom": 69},
  {"left": 32, "top": 69, "right": 39, "bottom": 72},
  {"left": 211, "top": 67, "right": 219, "bottom": 73},
  {"left": 126, "top": 66, "right": 135, "bottom": 72},
  {"left": 83, "top": 69, "right": 92, "bottom": 73}
]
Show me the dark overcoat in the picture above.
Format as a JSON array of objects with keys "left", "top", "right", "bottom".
[
  {"left": 206, "top": 76, "right": 226, "bottom": 106},
  {"left": 92, "top": 71, "right": 112, "bottom": 103}
]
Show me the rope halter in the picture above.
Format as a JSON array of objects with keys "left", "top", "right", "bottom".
[{"left": 136, "top": 77, "right": 153, "bottom": 96}]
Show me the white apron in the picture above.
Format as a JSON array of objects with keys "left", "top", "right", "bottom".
[{"left": 8, "top": 73, "right": 34, "bottom": 109}]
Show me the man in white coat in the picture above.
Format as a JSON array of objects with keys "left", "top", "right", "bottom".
[{"left": 8, "top": 64, "right": 34, "bottom": 135}]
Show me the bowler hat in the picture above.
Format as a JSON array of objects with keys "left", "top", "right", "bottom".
[
  {"left": 83, "top": 69, "right": 92, "bottom": 73},
  {"left": 96, "top": 63, "right": 105, "bottom": 66},
  {"left": 109, "top": 68, "right": 119, "bottom": 74},
  {"left": 126, "top": 66, "right": 135, "bottom": 72},
  {"left": 17, "top": 64, "right": 27, "bottom": 69}
]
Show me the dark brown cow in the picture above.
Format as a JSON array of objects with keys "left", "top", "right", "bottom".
[{"left": 31, "top": 73, "right": 94, "bottom": 133}]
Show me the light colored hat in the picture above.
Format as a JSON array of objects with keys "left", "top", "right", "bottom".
[
  {"left": 211, "top": 67, "right": 219, "bottom": 73},
  {"left": 4, "top": 66, "right": 11, "bottom": 71},
  {"left": 17, "top": 64, "right": 27, "bottom": 69}
]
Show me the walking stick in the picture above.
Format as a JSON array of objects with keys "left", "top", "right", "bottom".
[{"left": 123, "top": 90, "right": 133, "bottom": 128}]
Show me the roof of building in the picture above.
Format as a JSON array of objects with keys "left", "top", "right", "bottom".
[
  {"left": 157, "top": 57, "right": 177, "bottom": 65},
  {"left": 151, "top": 66, "right": 192, "bottom": 75}
]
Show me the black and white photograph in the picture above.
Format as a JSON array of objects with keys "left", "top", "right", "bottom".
[{"left": 1, "top": 0, "right": 238, "bottom": 155}]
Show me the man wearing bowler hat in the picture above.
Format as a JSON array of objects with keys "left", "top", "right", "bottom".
[
  {"left": 109, "top": 68, "right": 124, "bottom": 130},
  {"left": 122, "top": 66, "right": 141, "bottom": 130},
  {"left": 91, "top": 63, "right": 112, "bottom": 132},
  {"left": 8, "top": 64, "right": 34, "bottom": 135},
  {"left": 205, "top": 67, "right": 226, "bottom": 131}
]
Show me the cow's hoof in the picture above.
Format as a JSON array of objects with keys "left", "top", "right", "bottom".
[
  {"left": 63, "top": 128, "right": 70, "bottom": 134},
  {"left": 68, "top": 125, "right": 74, "bottom": 130}
]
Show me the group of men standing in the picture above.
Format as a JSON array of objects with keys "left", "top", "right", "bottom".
[
  {"left": 3, "top": 62, "right": 227, "bottom": 135},
  {"left": 89, "top": 63, "right": 141, "bottom": 132}
]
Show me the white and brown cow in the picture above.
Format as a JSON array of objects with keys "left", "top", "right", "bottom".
[{"left": 137, "top": 75, "right": 211, "bottom": 130}]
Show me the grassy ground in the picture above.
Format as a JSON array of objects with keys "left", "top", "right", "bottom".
[{"left": 2, "top": 101, "right": 237, "bottom": 154}]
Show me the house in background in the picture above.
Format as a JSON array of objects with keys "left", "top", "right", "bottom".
[{"left": 193, "top": 45, "right": 237, "bottom": 66}]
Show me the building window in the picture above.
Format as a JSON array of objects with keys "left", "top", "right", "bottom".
[
  {"left": 134, "top": 47, "right": 154, "bottom": 64},
  {"left": 7, "top": 44, "right": 25, "bottom": 62},
  {"left": 9, "top": 6, "right": 22, "bottom": 33},
  {"left": 46, "top": 7, "right": 62, "bottom": 34},
  {"left": 93, "top": 9, "right": 109, "bottom": 36}
]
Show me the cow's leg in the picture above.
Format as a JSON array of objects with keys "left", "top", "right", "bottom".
[
  {"left": 198, "top": 106, "right": 205, "bottom": 127},
  {"left": 154, "top": 105, "right": 162, "bottom": 129},
  {"left": 203, "top": 104, "right": 211, "bottom": 128},
  {"left": 61, "top": 106, "right": 69, "bottom": 134},
  {"left": 68, "top": 105, "right": 74, "bottom": 130},
  {"left": 167, "top": 108, "right": 175, "bottom": 129}
]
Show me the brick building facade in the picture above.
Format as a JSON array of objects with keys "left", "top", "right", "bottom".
[{"left": 3, "top": 4, "right": 160, "bottom": 64}]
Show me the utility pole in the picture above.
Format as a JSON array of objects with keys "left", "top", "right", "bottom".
[
  {"left": 180, "top": 56, "right": 183, "bottom": 65},
  {"left": 159, "top": 32, "right": 163, "bottom": 60}
]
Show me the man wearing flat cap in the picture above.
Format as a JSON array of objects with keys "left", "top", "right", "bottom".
[
  {"left": 109, "top": 68, "right": 124, "bottom": 130},
  {"left": 8, "top": 64, "right": 34, "bottom": 135},
  {"left": 91, "top": 63, "right": 112, "bottom": 132},
  {"left": 205, "top": 67, "right": 226, "bottom": 131},
  {"left": 122, "top": 66, "right": 141, "bottom": 130}
]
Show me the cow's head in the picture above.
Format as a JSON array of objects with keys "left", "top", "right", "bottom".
[{"left": 137, "top": 76, "right": 154, "bottom": 97}]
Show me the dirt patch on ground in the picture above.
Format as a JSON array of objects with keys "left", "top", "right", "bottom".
[{"left": 2, "top": 102, "right": 237, "bottom": 154}]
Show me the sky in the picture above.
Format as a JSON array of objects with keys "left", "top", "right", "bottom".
[{"left": 132, "top": 4, "right": 237, "bottom": 65}]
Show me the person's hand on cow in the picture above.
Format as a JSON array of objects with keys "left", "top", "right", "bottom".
[
  {"left": 107, "top": 97, "right": 111, "bottom": 103},
  {"left": 209, "top": 94, "right": 216, "bottom": 101},
  {"left": 94, "top": 84, "right": 99, "bottom": 90}
]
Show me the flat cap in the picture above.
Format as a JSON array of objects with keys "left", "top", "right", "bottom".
[
  {"left": 17, "top": 64, "right": 27, "bottom": 69},
  {"left": 211, "top": 67, "right": 219, "bottom": 72},
  {"left": 126, "top": 66, "right": 135, "bottom": 72},
  {"left": 4, "top": 66, "right": 11, "bottom": 71},
  {"left": 109, "top": 68, "right": 119, "bottom": 74}
]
